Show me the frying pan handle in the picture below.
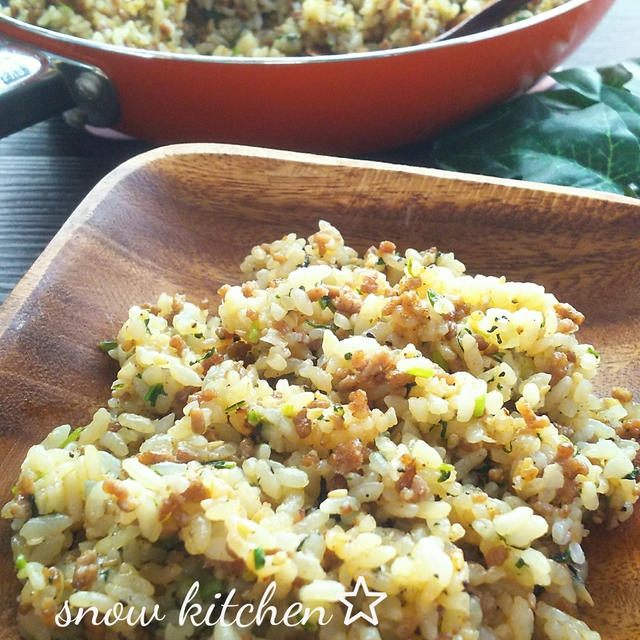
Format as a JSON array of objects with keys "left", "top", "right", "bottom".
[{"left": 0, "top": 37, "right": 120, "bottom": 137}]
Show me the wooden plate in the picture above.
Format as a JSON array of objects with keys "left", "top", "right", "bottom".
[{"left": 0, "top": 144, "right": 639, "bottom": 638}]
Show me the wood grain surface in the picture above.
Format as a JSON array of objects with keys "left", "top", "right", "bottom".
[
  {"left": 0, "top": 0, "right": 637, "bottom": 304},
  {"left": 0, "top": 145, "right": 639, "bottom": 638}
]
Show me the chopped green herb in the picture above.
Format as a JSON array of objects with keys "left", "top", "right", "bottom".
[
  {"left": 247, "top": 409, "right": 264, "bottom": 427},
  {"left": 158, "top": 536, "right": 178, "bottom": 551},
  {"left": 253, "top": 546, "right": 266, "bottom": 570},
  {"left": 492, "top": 352, "right": 505, "bottom": 362},
  {"left": 136, "top": 373, "right": 143, "bottom": 379},
  {"left": 434, "top": 251, "right": 442, "bottom": 264},
  {"left": 377, "top": 257, "right": 385, "bottom": 266},
  {"left": 439, "top": 420, "right": 448, "bottom": 440},
  {"left": 473, "top": 394, "right": 486, "bottom": 418},
  {"left": 305, "top": 320, "right": 337, "bottom": 331},
  {"left": 319, "top": 296, "right": 335, "bottom": 312},
  {"left": 99, "top": 340, "right": 117, "bottom": 353},
  {"left": 282, "top": 404, "right": 295, "bottom": 418},
  {"left": 15, "top": 554, "right": 26, "bottom": 571},
  {"left": 143, "top": 317, "right": 151, "bottom": 334},
  {"left": 296, "top": 536, "right": 309, "bottom": 552},
  {"left": 301, "top": 619, "right": 318, "bottom": 632},
  {"left": 247, "top": 323, "right": 260, "bottom": 344},
  {"left": 207, "top": 460, "right": 236, "bottom": 469},
  {"left": 404, "top": 366, "right": 435, "bottom": 379},
  {"left": 624, "top": 467, "right": 640, "bottom": 480},
  {"left": 344, "top": 352, "right": 353, "bottom": 360},
  {"left": 406, "top": 256, "right": 421, "bottom": 277},
  {"left": 438, "top": 463, "right": 454, "bottom": 482},
  {"left": 190, "top": 347, "right": 216, "bottom": 365},
  {"left": 456, "top": 326, "right": 473, "bottom": 349},
  {"left": 111, "top": 382, "right": 124, "bottom": 390},
  {"left": 224, "top": 400, "right": 246, "bottom": 413},
  {"left": 551, "top": 550, "right": 571, "bottom": 563},
  {"left": 587, "top": 347, "right": 600, "bottom": 358},
  {"left": 144, "top": 383, "right": 167, "bottom": 407},
  {"left": 60, "top": 427, "right": 83, "bottom": 448},
  {"left": 201, "top": 578, "right": 223, "bottom": 600},
  {"left": 503, "top": 440, "right": 514, "bottom": 454},
  {"left": 515, "top": 557, "right": 527, "bottom": 569},
  {"left": 11, "top": 485, "right": 18, "bottom": 495},
  {"left": 193, "top": 332, "right": 204, "bottom": 339},
  {"left": 27, "top": 493, "right": 38, "bottom": 516},
  {"left": 431, "top": 350, "right": 450, "bottom": 372},
  {"left": 334, "top": 405, "right": 345, "bottom": 416},
  {"left": 427, "top": 289, "right": 442, "bottom": 307},
  {"left": 297, "top": 254, "right": 310, "bottom": 268}
]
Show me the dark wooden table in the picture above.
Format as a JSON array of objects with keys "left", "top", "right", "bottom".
[{"left": 1, "top": 0, "right": 638, "bottom": 304}]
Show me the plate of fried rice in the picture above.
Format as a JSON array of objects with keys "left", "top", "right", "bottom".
[{"left": 0, "top": 144, "right": 639, "bottom": 640}]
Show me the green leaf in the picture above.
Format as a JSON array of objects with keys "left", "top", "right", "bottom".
[
  {"left": 189, "top": 347, "right": 216, "bottom": 365},
  {"left": 319, "top": 295, "right": 335, "bottom": 312},
  {"left": 144, "top": 383, "right": 167, "bottom": 406},
  {"left": 473, "top": 394, "right": 486, "bottom": 418},
  {"left": 551, "top": 67, "right": 603, "bottom": 102},
  {"left": 247, "top": 409, "right": 264, "bottom": 426},
  {"left": 431, "top": 350, "right": 449, "bottom": 372},
  {"left": 253, "top": 546, "right": 266, "bottom": 570},
  {"left": 99, "top": 340, "right": 118, "bottom": 353},
  {"left": 437, "top": 463, "right": 454, "bottom": 483},
  {"left": 305, "top": 320, "right": 338, "bottom": 332},
  {"left": 60, "top": 426, "right": 83, "bottom": 448},
  {"left": 426, "top": 289, "right": 442, "bottom": 307},
  {"left": 201, "top": 578, "right": 223, "bottom": 599},
  {"left": 15, "top": 554, "right": 26, "bottom": 571},
  {"left": 247, "top": 322, "right": 260, "bottom": 344},
  {"left": 432, "top": 60, "right": 640, "bottom": 198},
  {"left": 224, "top": 400, "right": 245, "bottom": 414},
  {"left": 404, "top": 366, "right": 435, "bottom": 379},
  {"left": 206, "top": 460, "right": 236, "bottom": 469}
]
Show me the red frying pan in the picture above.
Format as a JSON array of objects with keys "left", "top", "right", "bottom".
[{"left": 0, "top": 0, "right": 615, "bottom": 154}]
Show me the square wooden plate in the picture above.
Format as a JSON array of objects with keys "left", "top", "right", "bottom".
[{"left": 1, "top": 144, "right": 639, "bottom": 639}]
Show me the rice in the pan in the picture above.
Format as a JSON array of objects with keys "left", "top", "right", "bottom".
[
  {"left": 3, "top": 221, "right": 639, "bottom": 640},
  {"left": 2, "top": 0, "right": 569, "bottom": 56}
]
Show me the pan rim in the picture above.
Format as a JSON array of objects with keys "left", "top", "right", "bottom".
[{"left": 0, "top": 0, "right": 602, "bottom": 65}]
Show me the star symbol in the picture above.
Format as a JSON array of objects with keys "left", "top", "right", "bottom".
[{"left": 338, "top": 575, "right": 387, "bottom": 626}]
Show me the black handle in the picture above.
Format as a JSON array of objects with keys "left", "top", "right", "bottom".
[{"left": 0, "top": 37, "right": 120, "bottom": 137}]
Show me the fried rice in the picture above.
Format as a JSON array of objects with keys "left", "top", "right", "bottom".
[
  {"left": 2, "top": 0, "right": 569, "bottom": 56},
  {"left": 3, "top": 221, "right": 640, "bottom": 640}
]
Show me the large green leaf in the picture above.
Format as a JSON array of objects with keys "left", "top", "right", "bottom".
[{"left": 431, "top": 60, "right": 640, "bottom": 198}]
